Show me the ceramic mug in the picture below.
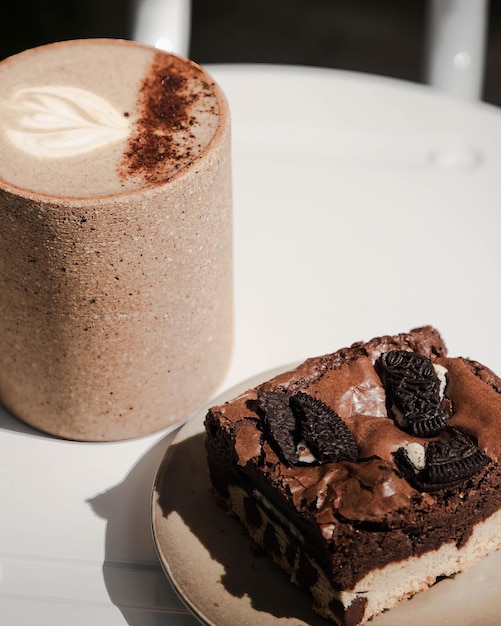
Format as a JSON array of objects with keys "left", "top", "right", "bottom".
[{"left": 0, "top": 39, "right": 233, "bottom": 441}]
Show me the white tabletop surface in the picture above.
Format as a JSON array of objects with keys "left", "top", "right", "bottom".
[{"left": 1, "top": 63, "right": 501, "bottom": 625}]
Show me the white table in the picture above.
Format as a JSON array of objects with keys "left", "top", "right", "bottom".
[{"left": 1, "top": 64, "right": 501, "bottom": 625}]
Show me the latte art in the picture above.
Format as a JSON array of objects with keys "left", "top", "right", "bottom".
[
  {"left": 0, "top": 40, "right": 222, "bottom": 197},
  {"left": 4, "top": 85, "right": 132, "bottom": 158}
]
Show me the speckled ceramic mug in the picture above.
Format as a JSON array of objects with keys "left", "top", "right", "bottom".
[{"left": 0, "top": 39, "right": 232, "bottom": 441}]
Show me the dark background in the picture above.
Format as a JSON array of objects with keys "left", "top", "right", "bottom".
[{"left": 1, "top": 0, "right": 500, "bottom": 105}]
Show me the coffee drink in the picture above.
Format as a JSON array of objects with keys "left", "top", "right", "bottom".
[{"left": 0, "top": 39, "right": 232, "bottom": 440}]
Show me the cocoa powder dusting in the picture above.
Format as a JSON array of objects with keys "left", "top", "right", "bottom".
[{"left": 119, "top": 53, "right": 209, "bottom": 186}]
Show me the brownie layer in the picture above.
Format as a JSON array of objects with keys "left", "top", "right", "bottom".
[{"left": 204, "top": 326, "right": 501, "bottom": 624}]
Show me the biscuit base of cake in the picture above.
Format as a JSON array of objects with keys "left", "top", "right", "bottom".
[{"left": 205, "top": 326, "right": 501, "bottom": 625}]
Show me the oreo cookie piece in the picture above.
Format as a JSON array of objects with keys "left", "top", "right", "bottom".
[
  {"left": 290, "top": 392, "right": 358, "bottom": 464},
  {"left": 377, "top": 350, "right": 449, "bottom": 437},
  {"left": 257, "top": 390, "right": 358, "bottom": 466},
  {"left": 394, "top": 433, "right": 490, "bottom": 492},
  {"left": 258, "top": 390, "right": 298, "bottom": 465}
]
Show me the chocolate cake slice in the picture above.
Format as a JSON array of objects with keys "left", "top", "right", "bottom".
[{"left": 204, "top": 326, "right": 501, "bottom": 625}]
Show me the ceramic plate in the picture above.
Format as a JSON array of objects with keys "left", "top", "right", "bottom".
[{"left": 151, "top": 368, "right": 501, "bottom": 626}]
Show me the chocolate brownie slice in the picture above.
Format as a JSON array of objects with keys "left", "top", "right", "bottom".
[{"left": 204, "top": 326, "right": 501, "bottom": 625}]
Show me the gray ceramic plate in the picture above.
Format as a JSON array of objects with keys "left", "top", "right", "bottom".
[{"left": 151, "top": 369, "right": 501, "bottom": 626}]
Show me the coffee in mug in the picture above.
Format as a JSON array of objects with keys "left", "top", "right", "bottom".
[{"left": 0, "top": 39, "right": 232, "bottom": 440}]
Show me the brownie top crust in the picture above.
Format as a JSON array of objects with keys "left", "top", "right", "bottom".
[{"left": 206, "top": 326, "right": 501, "bottom": 539}]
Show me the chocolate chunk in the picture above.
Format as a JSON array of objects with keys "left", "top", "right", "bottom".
[
  {"left": 244, "top": 496, "right": 263, "bottom": 528},
  {"left": 257, "top": 389, "right": 358, "bottom": 466},
  {"left": 395, "top": 433, "right": 490, "bottom": 492},
  {"left": 290, "top": 392, "right": 358, "bottom": 463},
  {"left": 285, "top": 540, "right": 298, "bottom": 567},
  {"left": 377, "top": 350, "right": 448, "bottom": 437},
  {"left": 296, "top": 552, "right": 319, "bottom": 589},
  {"left": 263, "top": 523, "right": 281, "bottom": 555},
  {"left": 258, "top": 390, "right": 298, "bottom": 464}
]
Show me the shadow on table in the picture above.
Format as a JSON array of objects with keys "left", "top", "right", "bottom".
[{"left": 87, "top": 431, "right": 193, "bottom": 626}]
